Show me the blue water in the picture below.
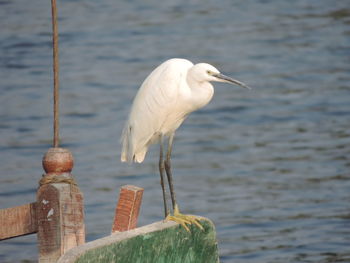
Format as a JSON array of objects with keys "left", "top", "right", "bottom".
[{"left": 1, "top": 0, "right": 350, "bottom": 262}]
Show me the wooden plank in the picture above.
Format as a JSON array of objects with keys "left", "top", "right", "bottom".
[
  {"left": 111, "top": 185, "right": 144, "bottom": 233},
  {"left": 58, "top": 217, "right": 219, "bottom": 263},
  {"left": 0, "top": 202, "right": 37, "bottom": 240}
]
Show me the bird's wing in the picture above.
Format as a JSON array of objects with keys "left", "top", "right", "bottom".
[{"left": 121, "top": 59, "right": 193, "bottom": 163}]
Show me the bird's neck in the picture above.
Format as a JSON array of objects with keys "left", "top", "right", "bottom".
[{"left": 186, "top": 78, "right": 214, "bottom": 111}]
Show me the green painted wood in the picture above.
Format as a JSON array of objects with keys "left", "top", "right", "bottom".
[{"left": 58, "top": 218, "right": 219, "bottom": 263}]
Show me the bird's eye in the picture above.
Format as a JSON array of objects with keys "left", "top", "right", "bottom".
[{"left": 206, "top": 70, "right": 211, "bottom": 75}]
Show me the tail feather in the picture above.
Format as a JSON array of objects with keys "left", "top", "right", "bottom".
[
  {"left": 120, "top": 123, "right": 133, "bottom": 163},
  {"left": 121, "top": 122, "right": 148, "bottom": 163},
  {"left": 133, "top": 148, "right": 147, "bottom": 163}
]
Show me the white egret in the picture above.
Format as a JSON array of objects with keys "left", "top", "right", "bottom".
[{"left": 121, "top": 58, "right": 250, "bottom": 231}]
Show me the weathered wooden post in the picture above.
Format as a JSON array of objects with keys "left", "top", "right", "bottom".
[
  {"left": 112, "top": 185, "right": 144, "bottom": 233},
  {"left": 37, "top": 147, "right": 85, "bottom": 262},
  {"left": 36, "top": 1, "right": 85, "bottom": 261}
]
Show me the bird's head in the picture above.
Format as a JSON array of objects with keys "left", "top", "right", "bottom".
[{"left": 190, "top": 63, "right": 251, "bottom": 90}]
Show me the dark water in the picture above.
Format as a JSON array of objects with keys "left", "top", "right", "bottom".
[{"left": 1, "top": 0, "right": 350, "bottom": 262}]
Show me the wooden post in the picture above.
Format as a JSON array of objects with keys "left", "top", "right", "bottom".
[
  {"left": 37, "top": 148, "right": 85, "bottom": 263},
  {"left": 112, "top": 185, "right": 144, "bottom": 233}
]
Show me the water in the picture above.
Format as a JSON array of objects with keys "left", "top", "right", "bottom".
[{"left": 1, "top": 0, "right": 349, "bottom": 262}]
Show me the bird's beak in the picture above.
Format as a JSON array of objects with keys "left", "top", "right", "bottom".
[{"left": 214, "top": 73, "right": 251, "bottom": 90}]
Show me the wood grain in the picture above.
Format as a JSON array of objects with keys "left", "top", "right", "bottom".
[{"left": 0, "top": 202, "right": 37, "bottom": 240}]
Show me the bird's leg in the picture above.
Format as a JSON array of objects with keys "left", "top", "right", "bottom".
[
  {"left": 164, "top": 133, "right": 177, "bottom": 209},
  {"left": 159, "top": 135, "right": 169, "bottom": 218},
  {"left": 164, "top": 134, "right": 203, "bottom": 232}
]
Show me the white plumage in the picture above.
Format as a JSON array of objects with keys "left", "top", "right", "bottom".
[
  {"left": 120, "top": 58, "right": 250, "bottom": 229},
  {"left": 121, "top": 58, "right": 250, "bottom": 163}
]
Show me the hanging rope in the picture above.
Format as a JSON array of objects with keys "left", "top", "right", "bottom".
[
  {"left": 39, "top": 1, "right": 78, "bottom": 187},
  {"left": 51, "top": 0, "right": 60, "bottom": 147}
]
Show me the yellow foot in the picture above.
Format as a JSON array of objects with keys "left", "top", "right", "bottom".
[{"left": 165, "top": 205, "right": 204, "bottom": 232}]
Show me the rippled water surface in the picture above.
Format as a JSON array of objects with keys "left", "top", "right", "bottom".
[{"left": 1, "top": 0, "right": 350, "bottom": 262}]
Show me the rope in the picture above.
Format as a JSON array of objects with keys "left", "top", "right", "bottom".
[
  {"left": 39, "top": 173, "right": 77, "bottom": 186},
  {"left": 40, "top": 2, "right": 76, "bottom": 188},
  {"left": 51, "top": 0, "right": 60, "bottom": 148}
]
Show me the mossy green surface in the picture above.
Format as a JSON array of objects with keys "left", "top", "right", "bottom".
[{"left": 76, "top": 219, "right": 219, "bottom": 263}]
